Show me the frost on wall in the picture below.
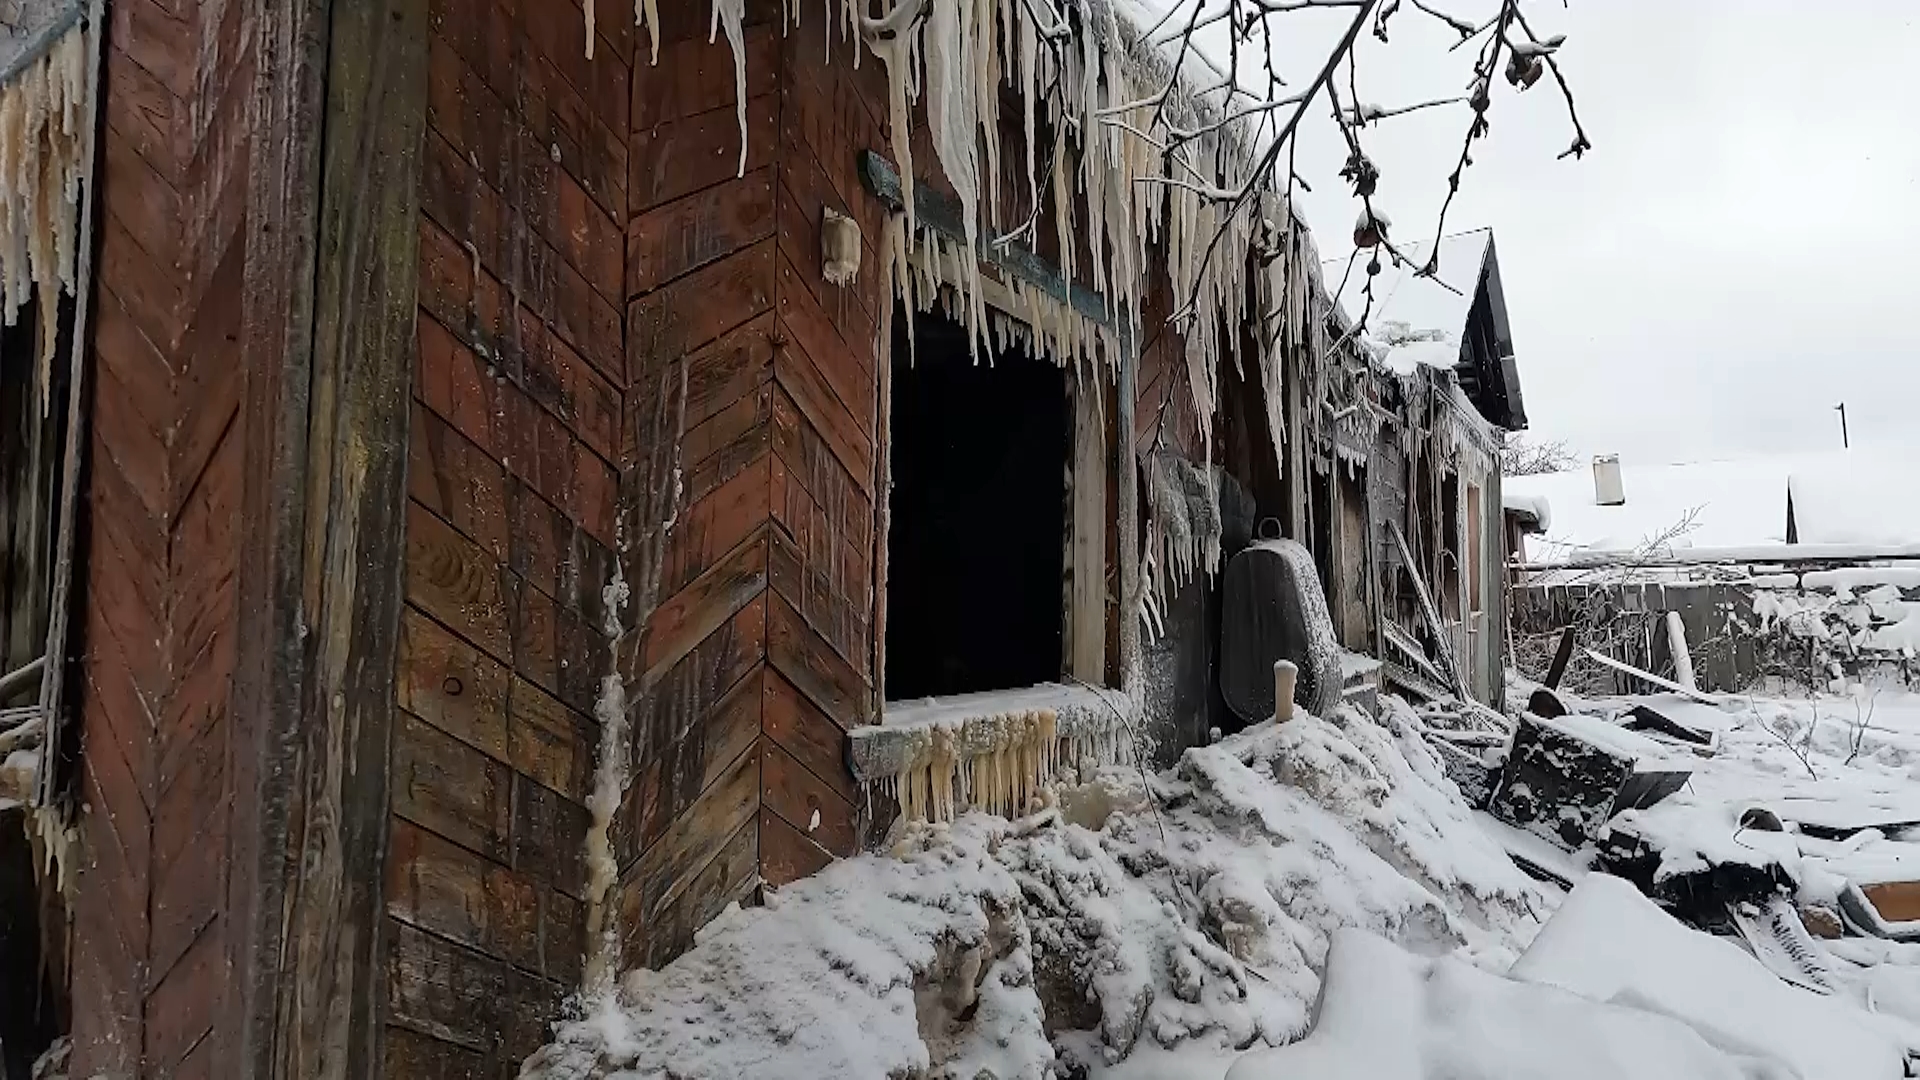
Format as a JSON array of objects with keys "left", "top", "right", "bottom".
[{"left": 0, "top": 19, "right": 92, "bottom": 414}]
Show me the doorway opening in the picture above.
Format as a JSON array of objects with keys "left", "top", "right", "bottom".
[{"left": 885, "top": 307, "right": 1068, "bottom": 701}]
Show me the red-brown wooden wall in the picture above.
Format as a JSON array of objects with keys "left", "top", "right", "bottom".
[
  {"left": 382, "top": 0, "right": 626, "bottom": 1071},
  {"left": 614, "top": 0, "right": 887, "bottom": 970},
  {"left": 68, "top": 0, "right": 978, "bottom": 1071}
]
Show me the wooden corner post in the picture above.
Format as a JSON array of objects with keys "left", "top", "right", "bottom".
[{"left": 232, "top": 0, "right": 428, "bottom": 1074}]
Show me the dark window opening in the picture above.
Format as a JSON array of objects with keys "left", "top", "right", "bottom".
[
  {"left": 1309, "top": 469, "right": 1334, "bottom": 603},
  {"left": 885, "top": 306, "right": 1068, "bottom": 701},
  {"left": 1441, "top": 473, "right": 1462, "bottom": 620},
  {"left": 0, "top": 295, "right": 70, "bottom": 1076}
]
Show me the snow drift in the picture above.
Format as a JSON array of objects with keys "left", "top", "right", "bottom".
[{"left": 518, "top": 703, "right": 1549, "bottom": 1078}]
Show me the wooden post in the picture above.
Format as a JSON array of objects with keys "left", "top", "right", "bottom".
[{"left": 232, "top": 0, "right": 428, "bottom": 1073}]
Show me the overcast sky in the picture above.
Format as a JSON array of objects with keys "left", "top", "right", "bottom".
[{"left": 1224, "top": 0, "right": 1920, "bottom": 468}]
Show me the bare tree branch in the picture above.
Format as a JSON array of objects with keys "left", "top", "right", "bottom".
[{"left": 1500, "top": 434, "right": 1577, "bottom": 476}]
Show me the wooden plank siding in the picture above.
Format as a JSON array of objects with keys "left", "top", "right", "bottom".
[
  {"left": 380, "top": 0, "right": 631, "bottom": 1072},
  {"left": 74, "top": 0, "right": 893, "bottom": 1070},
  {"left": 69, "top": 0, "right": 257, "bottom": 1070},
  {"left": 614, "top": 0, "right": 882, "bottom": 974}
]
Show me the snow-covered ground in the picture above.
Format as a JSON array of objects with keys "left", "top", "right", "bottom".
[{"left": 519, "top": 687, "right": 1920, "bottom": 1079}]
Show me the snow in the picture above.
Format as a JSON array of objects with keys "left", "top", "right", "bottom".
[
  {"left": 1538, "top": 709, "right": 1677, "bottom": 766},
  {"left": 1502, "top": 491, "right": 1552, "bottom": 533},
  {"left": 522, "top": 676, "right": 1920, "bottom": 1079},
  {"left": 1473, "top": 809, "right": 1593, "bottom": 886},
  {"left": 1790, "top": 454, "right": 1920, "bottom": 548},
  {"left": 1228, "top": 927, "right": 1790, "bottom": 1080},
  {"left": 1508, "top": 448, "right": 1920, "bottom": 563},
  {"left": 521, "top": 701, "right": 1549, "bottom": 1078},
  {"left": 1511, "top": 874, "right": 1916, "bottom": 1080}
]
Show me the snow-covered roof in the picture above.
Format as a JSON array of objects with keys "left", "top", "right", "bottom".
[
  {"left": 1325, "top": 229, "right": 1493, "bottom": 376},
  {"left": 1503, "top": 492, "right": 1551, "bottom": 533},
  {"left": 1788, "top": 454, "right": 1920, "bottom": 547},
  {"left": 1507, "top": 449, "right": 1920, "bottom": 563}
]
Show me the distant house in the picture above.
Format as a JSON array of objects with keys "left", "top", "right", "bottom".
[
  {"left": 1503, "top": 449, "right": 1920, "bottom": 697},
  {"left": 1504, "top": 449, "right": 1920, "bottom": 565}
]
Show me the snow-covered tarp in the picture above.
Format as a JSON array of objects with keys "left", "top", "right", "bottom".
[
  {"left": 1511, "top": 874, "right": 1915, "bottom": 1080},
  {"left": 1229, "top": 923, "right": 1795, "bottom": 1080}
]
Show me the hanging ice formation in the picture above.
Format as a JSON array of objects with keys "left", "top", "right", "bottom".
[
  {"left": 1140, "top": 451, "right": 1221, "bottom": 640},
  {"left": 585, "top": 0, "right": 1302, "bottom": 431},
  {"left": 0, "top": 18, "right": 93, "bottom": 414},
  {"left": 881, "top": 706, "right": 1131, "bottom": 826},
  {"left": 581, "top": 564, "right": 632, "bottom": 995}
]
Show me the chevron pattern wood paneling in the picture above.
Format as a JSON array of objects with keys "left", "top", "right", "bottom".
[
  {"left": 75, "top": 0, "right": 895, "bottom": 1070},
  {"left": 379, "top": 0, "right": 630, "bottom": 1073},
  {"left": 614, "top": 0, "right": 885, "bottom": 970},
  {"left": 69, "top": 0, "right": 255, "bottom": 1072}
]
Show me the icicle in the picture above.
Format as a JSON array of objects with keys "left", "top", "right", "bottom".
[
  {"left": 711, "top": 0, "right": 748, "bottom": 176},
  {"left": 581, "top": 562, "right": 631, "bottom": 995},
  {"left": 637, "top": 0, "right": 660, "bottom": 64},
  {"left": 0, "top": 20, "right": 92, "bottom": 416},
  {"left": 1018, "top": 10, "right": 1038, "bottom": 230},
  {"left": 866, "top": 0, "right": 918, "bottom": 235}
]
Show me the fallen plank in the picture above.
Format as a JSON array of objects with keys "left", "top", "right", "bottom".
[
  {"left": 1387, "top": 522, "right": 1471, "bottom": 704},
  {"left": 1581, "top": 648, "right": 1722, "bottom": 706}
]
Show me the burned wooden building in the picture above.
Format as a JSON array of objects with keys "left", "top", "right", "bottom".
[{"left": 0, "top": 0, "right": 1526, "bottom": 1073}]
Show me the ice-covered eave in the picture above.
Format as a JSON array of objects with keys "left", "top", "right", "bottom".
[{"left": 847, "top": 681, "right": 1137, "bottom": 786}]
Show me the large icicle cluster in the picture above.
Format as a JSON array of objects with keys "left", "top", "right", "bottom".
[
  {"left": 0, "top": 19, "right": 91, "bottom": 410},
  {"left": 865, "top": 0, "right": 1287, "bottom": 411},
  {"left": 1140, "top": 450, "right": 1221, "bottom": 639},
  {"left": 599, "top": 0, "right": 1302, "bottom": 451}
]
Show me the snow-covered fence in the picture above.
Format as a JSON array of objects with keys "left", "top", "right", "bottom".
[
  {"left": 1511, "top": 578, "right": 1749, "bottom": 695},
  {"left": 1511, "top": 556, "right": 1920, "bottom": 694}
]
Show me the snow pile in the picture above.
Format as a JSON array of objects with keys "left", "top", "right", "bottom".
[
  {"left": 1503, "top": 490, "right": 1552, "bottom": 534},
  {"left": 519, "top": 703, "right": 1550, "bottom": 1078},
  {"left": 520, "top": 815, "right": 1042, "bottom": 1080},
  {"left": 1751, "top": 566, "right": 1920, "bottom": 686},
  {"left": 1228, "top": 926, "right": 1791, "bottom": 1080},
  {"left": 1789, "top": 455, "right": 1920, "bottom": 548},
  {"left": 1511, "top": 874, "right": 1915, "bottom": 1080}
]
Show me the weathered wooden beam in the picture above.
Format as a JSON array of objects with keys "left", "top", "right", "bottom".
[
  {"left": 232, "top": 0, "right": 428, "bottom": 1074},
  {"left": 856, "top": 150, "right": 1126, "bottom": 340},
  {"left": 231, "top": 0, "right": 334, "bottom": 1071}
]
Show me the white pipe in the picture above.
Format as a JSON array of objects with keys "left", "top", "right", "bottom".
[
  {"left": 1274, "top": 660, "right": 1298, "bottom": 722},
  {"left": 1666, "top": 610, "right": 1697, "bottom": 692}
]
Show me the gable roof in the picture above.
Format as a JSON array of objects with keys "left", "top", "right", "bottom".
[{"left": 1323, "top": 228, "right": 1527, "bottom": 431}]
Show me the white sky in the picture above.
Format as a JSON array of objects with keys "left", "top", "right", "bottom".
[{"left": 1181, "top": 0, "right": 1920, "bottom": 467}]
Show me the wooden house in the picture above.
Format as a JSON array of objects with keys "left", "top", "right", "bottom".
[{"left": 0, "top": 0, "right": 1526, "bottom": 1073}]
